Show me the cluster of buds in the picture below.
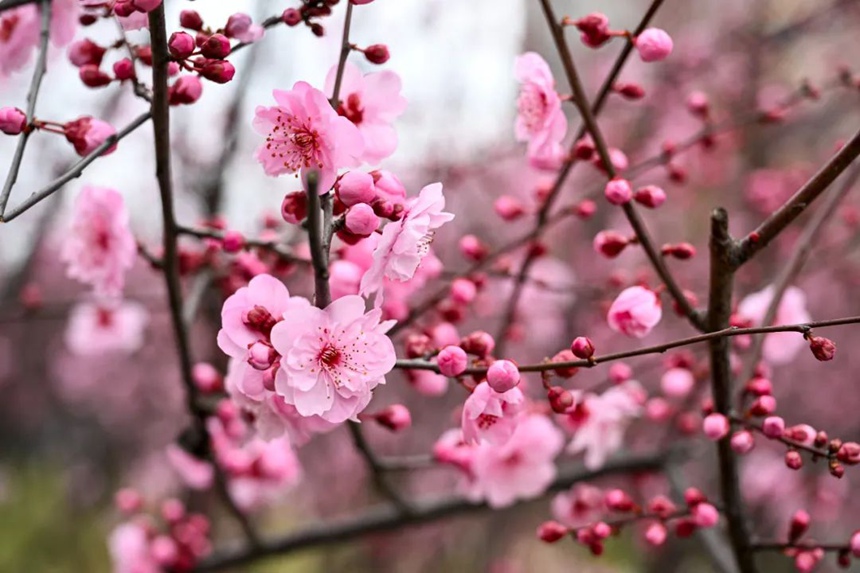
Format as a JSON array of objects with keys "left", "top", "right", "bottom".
[
  {"left": 561, "top": 13, "right": 673, "bottom": 62},
  {"left": 538, "top": 488, "right": 719, "bottom": 555},
  {"left": 282, "top": 0, "right": 342, "bottom": 37},
  {"left": 0, "top": 110, "right": 119, "bottom": 158}
]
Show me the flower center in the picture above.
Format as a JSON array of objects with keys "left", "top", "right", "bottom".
[
  {"left": 243, "top": 305, "right": 277, "bottom": 336},
  {"left": 476, "top": 413, "right": 499, "bottom": 430},
  {"left": 337, "top": 93, "right": 364, "bottom": 125},
  {"left": 318, "top": 343, "right": 341, "bottom": 367},
  {"left": 0, "top": 15, "right": 19, "bottom": 43},
  {"left": 266, "top": 114, "right": 324, "bottom": 173},
  {"left": 96, "top": 307, "right": 114, "bottom": 328},
  {"left": 517, "top": 85, "right": 549, "bottom": 133}
]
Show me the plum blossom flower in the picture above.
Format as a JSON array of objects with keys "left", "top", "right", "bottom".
[
  {"left": 564, "top": 381, "right": 645, "bottom": 470},
  {"left": 359, "top": 182, "right": 454, "bottom": 299},
  {"left": 514, "top": 52, "right": 567, "bottom": 168},
  {"left": 0, "top": 0, "right": 78, "bottom": 79},
  {"left": 607, "top": 286, "right": 662, "bottom": 338},
  {"left": 166, "top": 444, "right": 215, "bottom": 490},
  {"left": 461, "top": 382, "right": 525, "bottom": 445},
  {"left": 253, "top": 81, "right": 364, "bottom": 193},
  {"left": 63, "top": 116, "right": 117, "bottom": 157},
  {"left": 552, "top": 483, "right": 606, "bottom": 527},
  {"left": 108, "top": 522, "right": 160, "bottom": 573},
  {"left": 325, "top": 62, "right": 407, "bottom": 165},
  {"left": 737, "top": 285, "right": 811, "bottom": 364},
  {"left": 271, "top": 295, "right": 396, "bottom": 423},
  {"left": 64, "top": 300, "right": 149, "bottom": 355},
  {"left": 464, "top": 414, "right": 565, "bottom": 508},
  {"left": 225, "top": 13, "right": 264, "bottom": 43},
  {"left": 60, "top": 186, "right": 136, "bottom": 298}
]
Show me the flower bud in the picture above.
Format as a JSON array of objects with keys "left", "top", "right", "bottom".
[
  {"left": 247, "top": 341, "right": 277, "bottom": 370},
  {"left": 730, "top": 430, "right": 755, "bottom": 454},
  {"left": 644, "top": 522, "right": 667, "bottom": 546},
  {"left": 169, "top": 31, "right": 196, "bottom": 59},
  {"left": 221, "top": 230, "right": 244, "bottom": 253},
  {"left": 604, "top": 489, "right": 635, "bottom": 511},
  {"left": 0, "top": 107, "right": 27, "bottom": 135},
  {"left": 169, "top": 75, "right": 204, "bottom": 105},
  {"left": 574, "top": 13, "right": 611, "bottom": 48},
  {"left": 487, "top": 360, "right": 520, "bottom": 392},
  {"left": 199, "top": 60, "right": 235, "bottom": 84},
  {"left": 785, "top": 450, "right": 803, "bottom": 470},
  {"left": 604, "top": 177, "right": 633, "bottom": 205},
  {"left": 547, "top": 386, "right": 574, "bottom": 413},
  {"left": 808, "top": 335, "right": 836, "bottom": 361},
  {"left": 634, "top": 185, "right": 667, "bottom": 208},
  {"left": 850, "top": 531, "right": 860, "bottom": 557},
  {"left": 574, "top": 199, "right": 597, "bottom": 219},
  {"left": 614, "top": 82, "right": 645, "bottom": 100},
  {"left": 635, "top": 28, "right": 673, "bottom": 62},
  {"left": 373, "top": 404, "right": 411, "bottom": 432},
  {"left": 345, "top": 203, "right": 379, "bottom": 236},
  {"left": 570, "top": 336, "right": 595, "bottom": 359},
  {"left": 762, "top": 416, "right": 785, "bottom": 438},
  {"left": 79, "top": 65, "right": 112, "bottom": 88},
  {"left": 201, "top": 33, "right": 231, "bottom": 59},
  {"left": 180, "top": 9, "right": 204, "bottom": 30},
  {"left": 282, "top": 8, "right": 302, "bottom": 26},
  {"left": 692, "top": 503, "right": 719, "bottom": 528},
  {"left": 114, "top": 488, "right": 142, "bottom": 513},
  {"left": 550, "top": 349, "right": 579, "bottom": 378},
  {"left": 336, "top": 171, "right": 376, "bottom": 206},
  {"left": 702, "top": 413, "right": 730, "bottom": 440},
  {"left": 437, "top": 345, "right": 468, "bottom": 377},
  {"left": 494, "top": 195, "right": 526, "bottom": 220},
  {"left": 687, "top": 91, "right": 710, "bottom": 118},
  {"left": 460, "top": 330, "right": 495, "bottom": 357},
  {"left": 63, "top": 117, "right": 117, "bottom": 156},
  {"left": 593, "top": 230, "right": 629, "bottom": 258},
  {"left": 662, "top": 243, "right": 696, "bottom": 260},
  {"left": 281, "top": 191, "right": 308, "bottom": 224},
  {"left": 459, "top": 235, "right": 488, "bottom": 261},
  {"left": 191, "top": 362, "right": 223, "bottom": 393},
  {"left": 449, "top": 278, "right": 477, "bottom": 305},
  {"left": 537, "top": 521, "right": 568, "bottom": 543},
  {"left": 789, "top": 509, "right": 810, "bottom": 542},
  {"left": 113, "top": 58, "right": 135, "bottom": 81},
  {"left": 69, "top": 39, "right": 106, "bottom": 67},
  {"left": 684, "top": 487, "right": 707, "bottom": 506},
  {"left": 364, "top": 44, "right": 390, "bottom": 64},
  {"left": 609, "top": 362, "right": 632, "bottom": 384},
  {"left": 836, "top": 442, "right": 860, "bottom": 465}
]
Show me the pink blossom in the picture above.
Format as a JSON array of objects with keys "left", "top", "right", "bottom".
[
  {"left": 63, "top": 116, "right": 118, "bottom": 156},
  {"left": 703, "top": 413, "right": 730, "bottom": 440},
  {"left": 661, "top": 367, "right": 694, "bottom": 397},
  {"left": 225, "top": 13, "right": 264, "bottom": 43},
  {"left": 464, "top": 414, "right": 564, "bottom": 508},
  {"left": 514, "top": 52, "right": 567, "bottom": 166},
  {"left": 108, "top": 522, "right": 160, "bottom": 573},
  {"left": 437, "top": 345, "right": 468, "bottom": 377},
  {"left": 324, "top": 62, "right": 407, "bottom": 165},
  {"left": 407, "top": 369, "right": 449, "bottom": 396},
  {"left": 253, "top": 81, "right": 364, "bottom": 192},
  {"left": 486, "top": 359, "right": 520, "bottom": 393},
  {"left": 64, "top": 300, "right": 149, "bottom": 355},
  {"left": 344, "top": 203, "right": 378, "bottom": 235},
  {"left": 564, "top": 381, "right": 644, "bottom": 469},
  {"left": 0, "top": 106, "right": 26, "bottom": 135},
  {"left": 271, "top": 295, "right": 396, "bottom": 423},
  {"left": 359, "top": 182, "right": 454, "bottom": 299},
  {"left": 551, "top": 483, "right": 605, "bottom": 527},
  {"left": 166, "top": 444, "right": 215, "bottom": 490},
  {"left": 60, "top": 186, "right": 136, "bottom": 298},
  {"left": 737, "top": 285, "right": 811, "bottom": 364},
  {"left": 607, "top": 286, "right": 662, "bottom": 338},
  {"left": 462, "top": 381, "right": 525, "bottom": 445},
  {"left": 0, "top": 0, "right": 77, "bottom": 78}
]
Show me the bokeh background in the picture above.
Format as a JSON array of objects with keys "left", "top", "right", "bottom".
[{"left": 3, "top": 0, "right": 860, "bottom": 571}]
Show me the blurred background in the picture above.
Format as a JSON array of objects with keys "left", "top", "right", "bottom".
[{"left": 3, "top": 0, "right": 860, "bottom": 571}]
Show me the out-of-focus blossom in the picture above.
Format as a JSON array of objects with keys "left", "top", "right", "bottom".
[
  {"left": 607, "top": 286, "right": 662, "bottom": 338},
  {"left": 325, "top": 62, "right": 407, "bottom": 165},
  {"left": 461, "top": 382, "right": 524, "bottom": 445},
  {"left": 0, "top": 0, "right": 78, "bottom": 78},
  {"left": 60, "top": 186, "right": 136, "bottom": 298},
  {"left": 64, "top": 300, "right": 149, "bottom": 355},
  {"left": 63, "top": 116, "right": 117, "bottom": 156},
  {"left": 514, "top": 52, "right": 567, "bottom": 168},
  {"left": 737, "top": 285, "right": 811, "bottom": 364},
  {"left": 108, "top": 522, "right": 160, "bottom": 573}
]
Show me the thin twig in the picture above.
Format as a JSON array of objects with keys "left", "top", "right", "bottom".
[
  {"left": 1, "top": 112, "right": 152, "bottom": 223},
  {"left": 0, "top": 0, "right": 52, "bottom": 216},
  {"left": 733, "top": 126, "right": 860, "bottom": 267},
  {"left": 707, "top": 208, "right": 757, "bottom": 573},
  {"left": 394, "top": 315, "right": 860, "bottom": 376},
  {"left": 329, "top": 1, "right": 354, "bottom": 107},
  {"left": 148, "top": 4, "right": 260, "bottom": 548},
  {"left": 194, "top": 453, "right": 669, "bottom": 572}
]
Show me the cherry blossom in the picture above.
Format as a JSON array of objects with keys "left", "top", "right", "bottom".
[
  {"left": 359, "top": 182, "right": 454, "bottom": 300},
  {"left": 607, "top": 286, "right": 663, "bottom": 338},
  {"left": 60, "top": 186, "right": 136, "bottom": 298},
  {"left": 737, "top": 285, "right": 811, "bottom": 364},
  {"left": 464, "top": 414, "right": 565, "bottom": 508},
  {"left": 64, "top": 300, "right": 149, "bottom": 355},
  {"left": 514, "top": 52, "right": 567, "bottom": 167},
  {"left": 324, "top": 62, "right": 407, "bottom": 165},
  {"left": 271, "top": 294, "right": 396, "bottom": 423},
  {"left": 564, "top": 381, "right": 645, "bottom": 470},
  {"left": 253, "top": 81, "right": 364, "bottom": 192},
  {"left": 461, "top": 381, "right": 525, "bottom": 445}
]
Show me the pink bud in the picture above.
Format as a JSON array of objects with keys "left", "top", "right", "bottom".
[
  {"left": 226, "top": 13, "right": 263, "bottom": 42},
  {"left": 635, "top": 28, "right": 673, "bottom": 62},
  {"left": 180, "top": 9, "right": 204, "bottom": 30},
  {"left": 609, "top": 362, "right": 632, "bottom": 384},
  {"left": 547, "top": 386, "right": 574, "bottom": 413},
  {"left": 168, "top": 31, "right": 195, "bottom": 59},
  {"left": 79, "top": 65, "right": 112, "bottom": 88},
  {"left": 63, "top": 117, "right": 117, "bottom": 157},
  {"left": 570, "top": 336, "right": 595, "bottom": 359},
  {"left": 494, "top": 195, "right": 526, "bottom": 220},
  {"left": 201, "top": 33, "right": 231, "bottom": 59},
  {"left": 634, "top": 185, "right": 667, "bottom": 208},
  {"left": 702, "top": 413, "right": 730, "bottom": 440},
  {"left": 745, "top": 376, "right": 773, "bottom": 396},
  {"left": 169, "top": 75, "right": 204, "bottom": 105},
  {"left": 364, "top": 44, "right": 390, "bottom": 64},
  {"left": 785, "top": 450, "right": 803, "bottom": 470},
  {"left": 69, "top": 39, "right": 106, "bottom": 67},
  {"left": 593, "top": 230, "right": 629, "bottom": 258},
  {"left": 661, "top": 367, "right": 694, "bottom": 397},
  {"left": 750, "top": 394, "right": 777, "bottom": 416},
  {"left": 762, "top": 416, "right": 785, "bottom": 439},
  {"left": 592, "top": 522, "right": 612, "bottom": 539},
  {"left": 247, "top": 341, "right": 277, "bottom": 370},
  {"left": 692, "top": 503, "right": 719, "bottom": 528},
  {"left": 337, "top": 171, "right": 376, "bottom": 206},
  {"left": 0, "top": 107, "right": 27, "bottom": 135},
  {"left": 789, "top": 509, "right": 810, "bottom": 542},
  {"left": 605, "top": 488, "right": 635, "bottom": 511},
  {"left": 644, "top": 522, "right": 667, "bottom": 546},
  {"left": 113, "top": 0, "right": 135, "bottom": 18},
  {"left": 220, "top": 230, "right": 244, "bottom": 253},
  {"left": 537, "top": 521, "right": 568, "bottom": 543},
  {"left": 850, "top": 531, "right": 860, "bottom": 557},
  {"left": 574, "top": 199, "right": 597, "bottom": 219},
  {"left": 687, "top": 91, "right": 710, "bottom": 118},
  {"left": 199, "top": 59, "right": 235, "bottom": 83},
  {"left": 447, "top": 279, "right": 476, "bottom": 305},
  {"left": 647, "top": 494, "right": 677, "bottom": 518},
  {"left": 191, "top": 362, "right": 223, "bottom": 393},
  {"left": 345, "top": 203, "right": 379, "bottom": 236},
  {"left": 282, "top": 8, "right": 302, "bottom": 26},
  {"left": 151, "top": 535, "right": 178, "bottom": 566},
  {"left": 836, "top": 442, "right": 860, "bottom": 465},
  {"left": 614, "top": 82, "right": 645, "bottom": 100},
  {"left": 661, "top": 243, "right": 696, "bottom": 260},
  {"left": 459, "top": 235, "right": 488, "bottom": 261},
  {"left": 405, "top": 333, "right": 432, "bottom": 359},
  {"left": 808, "top": 336, "right": 836, "bottom": 361},
  {"left": 161, "top": 499, "right": 185, "bottom": 523},
  {"left": 437, "top": 345, "right": 468, "bottom": 377},
  {"left": 574, "top": 13, "right": 611, "bottom": 48},
  {"left": 131, "top": 0, "right": 162, "bottom": 12},
  {"left": 114, "top": 488, "right": 142, "bottom": 513},
  {"left": 573, "top": 135, "right": 595, "bottom": 160},
  {"left": 604, "top": 177, "right": 633, "bottom": 205},
  {"left": 373, "top": 404, "right": 411, "bottom": 432},
  {"left": 684, "top": 487, "right": 707, "bottom": 506},
  {"left": 460, "top": 330, "right": 495, "bottom": 357},
  {"left": 281, "top": 191, "right": 308, "bottom": 224},
  {"left": 550, "top": 350, "right": 579, "bottom": 379},
  {"left": 730, "top": 430, "right": 755, "bottom": 454},
  {"left": 794, "top": 551, "right": 818, "bottom": 573},
  {"left": 487, "top": 360, "right": 520, "bottom": 392},
  {"left": 113, "top": 58, "right": 135, "bottom": 81}
]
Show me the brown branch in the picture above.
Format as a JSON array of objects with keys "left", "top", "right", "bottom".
[
  {"left": 176, "top": 225, "right": 311, "bottom": 266},
  {"left": 193, "top": 452, "right": 669, "bottom": 572},
  {"left": 0, "top": 111, "right": 152, "bottom": 223},
  {"left": 538, "top": 0, "right": 704, "bottom": 331},
  {"left": 707, "top": 209, "right": 756, "bottom": 573},
  {"left": 0, "top": 0, "right": 51, "bottom": 216},
  {"left": 148, "top": 4, "right": 260, "bottom": 548},
  {"left": 733, "top": 126, "right": 860, "bottom": 267}
]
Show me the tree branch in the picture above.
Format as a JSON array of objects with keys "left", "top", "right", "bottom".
[
  {"left": 194, "top": 452, "right": 669, "bottom": 572},
  {"left": 707, "top": 208, "right": 756, "bottom": 573}
]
